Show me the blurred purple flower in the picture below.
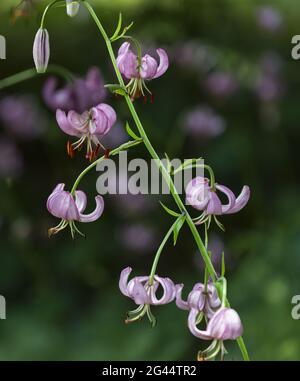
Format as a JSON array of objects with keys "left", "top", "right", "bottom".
[
  {"left": 117, "top": 42, "right": 169, "bottom": 100},
  {"left": 119, "top": 224, "right": 157, "bottom": 253},
  {"left": 256, "top": 6, "right": 282, "bottom": 32},
  {"left": 255, "top": 53, "right": 284, "bottom": 102},
  {"left": 205, "top": 72, "right": 238, "bottom": 99},
  {"left": 173, "top": 41, "right": 216, "bottom": 72},
  {"left": 43, "top": 67, "right": 106, "bottom": 113},
  {"left": 0, "top": 95, "right": 46, "bottom": 140},
  {"left": 183, "top": 106, "right": 226, "bottom": 139},
  {"left": 47, "top": 183, "right": 104, "bottom": 237},
  {"left": 0, "top": 137, "right": 23, "bottom": 178}
]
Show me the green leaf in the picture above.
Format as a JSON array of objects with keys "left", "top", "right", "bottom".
[
  {"left": 110, "top": 13, "right": 122, "bottom": 41},
  {"left": 159, "top": 202, "right": 181, "bottom": 218},
  {"left": 104, "top": 84, "right": 127, "bottom": 96},
  {"left": 173, "top": 215, "right": 186, "bottom": 246},
  {"left": 221, "top": 251, "right": 225, "bottom": 277},
  {"left": 125, "top": 122, "right": 140, "bottom": 141}
]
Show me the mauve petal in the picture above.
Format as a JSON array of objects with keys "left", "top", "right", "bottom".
[
  {"left": 206, "top": 283, "right": 221, "bottom": 309},
  {"left": 117, "top": 43, "right": 138, "bottom": 79},
  {"left": 207, "top": 308, "right": 243, "bottom": 340},
  {"left": 119, "top": 266, "right": 132, "bottom": 297},
  {"left": 188, "top": 288, "right": 206, "bottom": 311},
  {"left": 75, "top": 190, "right": 87, "bottom": 213},
  {"left": 185, "top": 177, "right": 210, "bottom": 211},
  {"left": 140, "top": 54, "right": 158, "bottom": 79},
  {"left": 188, "top": 308, "right": 212, "bottom": 340},
  {"left": 78, "top": 195, "right": 104, "bottom": 223},
  {"left": 150, "top": 276, "right": 175, "bottom": 305},
  {"left": 67, "top": 110, "right": 89, "bottom": 132},
  {"left": 175, "top": 284, "right": 190, "bottom": 310},
  {"left": 225, "top": 186, "right": 250, "bottom": 214},
  {"left": 92, "top": 103, "right": 117, "bottom": 136},
  {"left": 206, "top": 192, "right": 222, "bottom": 215},
  {"left": 47, "top": 190, "right": 79, "bottom": 221},
  {"left": 153, "top": 48, "right": 169, "bottom": 79},
  {"left": 131, "top": 280, "right": 150, "bottom": 305},
  {"left": 56, "top": 109, "right": 80, "bottom": 137},
  {"left": 215, "top": 184, "right": 236, "bottom": 213}
]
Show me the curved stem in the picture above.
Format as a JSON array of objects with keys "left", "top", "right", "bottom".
[
  {"left": 82, "top": 0, "right": 249, "bottom": 361},
  {"left": 149, "top": 215, "right": 182, "bottom": 284},
  {"left": 41, "top": 0, "right": 64, "bottom": 28},
  {"left": 70, "top": 139, "right": 142, "bottom": 195},
  {"left": 0, "top": 65, "right": 74, "bottom": 90}
]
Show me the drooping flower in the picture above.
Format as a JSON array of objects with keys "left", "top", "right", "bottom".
[
  {"left": 46, "top": 183, "right": 104, "bottom": 237},
  {"left": 183, "top": 106, "right": 226, "bottom": 139},
  {"left": 175, "top": 282, "right": 221, "bottom": 319},
  {"left": 43, "top": 67, "right": 106, "bottom": 113},
  {"left": 119, "top": 267, "right": 175, "bottom": 326},
  {"left": 0, "top": 95, "right": 46, "bottom": 140},
  {"left": 33, "top": 28, "right": 50, "bottom": 74},
  {"left": 188, "top": 307, "right": 243, "bottom": 341},
  {"left": 56, "top": 103, "right": 117, "bottom": 161},
  {"left": 117, "top": 42, "right": 169, "bottom": 100},
  {"left": 66, "top": 0, "right": 80, "bottom": 17},
  {"left": 185, "top": 176, "right": 250, "bottom": 228}
]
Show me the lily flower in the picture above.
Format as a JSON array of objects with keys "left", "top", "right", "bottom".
[
  {"left": 47, "top": 183, "right": 104, "bottom": 237},
  {"left": 66, "top": 0, "right": 80, "bottom": 17},
  {"left": 175, "top": 282, "right": 221, "bottom": 319},
  {"left": 188, "top": 307, "right": 243, "bottom": 341},
  {"left": 56, "top": 103, "right": 117, "bottom": 161},
  {"left": 33, "top": 28, "right": 50, "bottom": 74},
  {"left": 117, "top": 42, "right": 169, "bottom": 100},
  {"left": 119, "top": 267, "right": 175, "bottom": 326},
  {"left": 185, "top": 176, "right": 250, "bottom": 228}
]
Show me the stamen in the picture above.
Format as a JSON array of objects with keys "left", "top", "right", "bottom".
[{"left": 67, "top": 141, "right": 75, "bottom": 158}]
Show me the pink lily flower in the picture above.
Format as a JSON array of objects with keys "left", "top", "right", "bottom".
[
  {"left": 56, "top": 103, "right": 116, "bottom": 161},
  {"left": 47, "top": 183, "right": 104, "bottom": 237},
  {"left": 117, "top": 42, "right": 169, "bottom": 100},
  {"left": 119, "top": 267, "right": 175, "bottom": 326},
  {"left": 186, "top": 176, "right": 250, "bottom": 228}
]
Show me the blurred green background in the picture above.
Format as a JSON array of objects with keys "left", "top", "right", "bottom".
[{"left": 0, "top": 0, "right": 300, "bottom": 360}]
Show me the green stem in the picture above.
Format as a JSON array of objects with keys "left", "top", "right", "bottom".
[
  {"left": 70, "top": 139, "right": 142, "bottom": 194},
  {"left": 0, "top": 65, "right": 74, "bottom": 90},
  {"left": 41, "top": 0, "right": 64, "bottom": 28},
  {"left": 149, "top": 215, "right": 182, "bottom": 284},
  {"left": 82, "top": 0, "right": 249, "bottom": 361}
]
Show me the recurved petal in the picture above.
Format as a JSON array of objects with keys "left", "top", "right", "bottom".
[
  {"left": 140, "top": 54, "right": 158, "bottom": 79},
  {"left": 150, "top": 276, "right": 175, "bottom": 305},
  {"left": 117, "top": 43, "right": 138, "bottom": 79},
  {"left": 78, "top": 195, "right": 104, "bottom": 223},
  {"left": 75, "top": 190, "right": 87, "bottom": 213},
  {"left": 56, "top": 109, "right": 80, "bottom": 137},
  {"left": 153, "top": 48, "right": 169, "bottom": 79},
  {"left": 92, "top": 103, "right": 117, "bottom": 135},
  {"left": 215, "top": 184, "right": 236, "bottom": 214},
  {"left": 187, "top": 288, "right": 206, "bottom": 311},
  {"left": 188, "top": 308, "right": 212, "bottom": 340},
  {"left": 225, "top": 185, "right": 250, "bottom": 214},
  {"left": 131, "top": 280, "right": 150, "bottom": 305},
  {"left": 185, "top": 177, "right": 210, "bottom": 211},
  {"left": 119, "top": 266, "right": 132, "bottom": 297},
  {"left": 175, "top": 284, "right": 190, "bottom": 310}
]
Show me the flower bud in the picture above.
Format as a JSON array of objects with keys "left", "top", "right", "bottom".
[
  {"left": 33, "top": 28, "right": 50, "bottom": 74},
  {"left": 66, "top": 0, "right": 80, "bottom": 17}
]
